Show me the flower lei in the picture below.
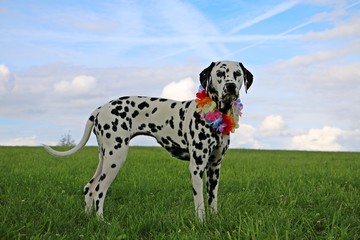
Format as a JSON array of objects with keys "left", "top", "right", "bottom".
[{"left": 195, "top": 86, "right": 243, "bottom": 135}]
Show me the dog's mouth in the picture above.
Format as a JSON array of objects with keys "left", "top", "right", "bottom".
[
  {"left": 219, "top": 94, "right": 238, "bottom": 113},
  {"left": 222, "top": 94, "right": 238, "bottom": 103}
]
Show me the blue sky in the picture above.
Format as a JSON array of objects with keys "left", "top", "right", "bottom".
[{"left": 1, "top": 0, "right": 360, "bottom": 151}]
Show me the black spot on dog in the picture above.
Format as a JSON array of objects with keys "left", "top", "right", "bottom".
[
  {"left": 116, "top": 105, "right": 122, "bottom": 111},
  {"left": 132, "top": 110, "right": 139, "bottom": 118},
  {"left": 110, "top": 100, "right": 119, "bottom": 105},
  {"left": 138, "top": 101, "right": 150, "bottom": 110},
  {"left": 138, "top": 123, "right": 146, "bottom": 130},
  {"left": 111, "top": 163, "right": 116, "bottom": 168},
  {"left": 101, "top": 147, "right": 105, "bottom": 157},
  {"left": 99, "top": 192, "right": 103, "bottom": 199},
  {"left": 100, "top": 174, "right": 106, "bottom": 181},
  {"left": 171, "top": 102, "right": 177, "bottom": 108},
  {"left": 192, "top": 151, "right": 203, "bottom": 165},
  {"left": 106, "top": 133, "right": 111, "bottom": 139},
  {"left": 148, "top": 123, "right": 157, "bottom": 133},
  {"left": 190, "top": 130, "right": 195, "bottom": 139},
  {"left": 199, "top": 170, "right": 204, "bottom": 178},
  {"left": 121, "top": 122, "right": 128, "bottom": 131},
  {"left": 198, "top": 130, "right": 206, "bottom": 141},
  {"left": 84, "top": 187, "right": 89, "bottom": 195},
  {"left": 215, "top": 168, "right": 220, "bottom": 178},
  {"left": 152, "top": 107, "right": 158, "bottom": 114},
  {"left": 114, "top": 137, "right": 122, "bottom": 149},
  {"left": 195, "top": 142, "right": 203, "bottom": 150},
  {"left": 222, "top": 147, "right": 227, "bottom": 156},
  {"left": 179, "top": 108, "right": 186, "bottom": 120},
  {"left": 119, "top": 112, "right": 127, "bottom": 119},
  {"left": 104, "top": 124, "right": 110, "bottom": 130},
  {"left": 161, "top": 137, "right": 170, "bottom": 145},
  {"left": 166, "top": 117, "right": 175, "bottom": 129},
  {"left": 96, "top": 200, "right": 100, "bottom": 211}
]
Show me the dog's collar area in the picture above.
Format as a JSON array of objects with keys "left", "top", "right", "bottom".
[{"left": 195, "top": 85, "right": 243, "bottom": 135}]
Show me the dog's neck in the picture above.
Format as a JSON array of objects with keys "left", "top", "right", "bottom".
[{"left": 195, "top": 86, "right": 243, "bottom": 135}]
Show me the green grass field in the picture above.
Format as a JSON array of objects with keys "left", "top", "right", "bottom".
[{"left": 1, "top": 146, "right": 359, "bottom": 239}]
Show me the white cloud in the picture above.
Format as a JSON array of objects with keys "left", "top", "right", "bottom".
[
  {"left": 305, "top": 15, "right": 360, "bottom": 40},
  {"left": 0, "top": 136, "right": 40, "bottom": 146},
  {"left": 230, "top": 124, "right": 263, "bottom": 149},
  {"left": 290, "top": 126, "right": 345, "bottom": 151},
  {"left": 272, "top": 41, "right": 360, "bottom": 70},
  {"left": 0, "top": 64, "right": 15, "bottom": 97},
  {"left": 53, "top": 75, "right": 97, "bottom": 97},
  {"left": 160, "top": 77, "right": 197, "bottom": 101},
  {"left": 259, "top": 115, "right": 286, "bottom": 135}
]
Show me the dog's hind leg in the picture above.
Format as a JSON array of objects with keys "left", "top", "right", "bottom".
[
  {"left": 84, "top": 151, "right": 104, "bottom": 214},
  {"left": 92, "top": 144, "right": 130, "bottom": 219}
]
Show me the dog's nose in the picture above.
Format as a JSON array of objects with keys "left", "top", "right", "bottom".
[{"left": 225, "top": 83, "right": 237, "bottom": 93}]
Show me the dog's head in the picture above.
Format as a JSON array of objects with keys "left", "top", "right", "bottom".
[{"left": 199, "top": 61, "right": 253, "bottom": 113}]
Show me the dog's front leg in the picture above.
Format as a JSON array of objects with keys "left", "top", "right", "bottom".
[
  {"left": 206, "top": 161, "right": 222, "bottom": 214},
  {"left": 189, "top": 158, "right": 206, "bottom": 222}
]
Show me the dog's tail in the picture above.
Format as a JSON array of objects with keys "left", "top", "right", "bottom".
[{"left": 43, "top": 117, "right": 94, "bottom": 157}]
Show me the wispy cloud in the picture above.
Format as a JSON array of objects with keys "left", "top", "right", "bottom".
[
  {"left": 272, "top": 40, "right": 360, "bottom": 69},
  {"left": 226, "top": 0, "right": 360, "bottom": 56},
  {"left": 228, "top": 0, "right": 300, "bottom": 34},
  {"left": 150, "top": 0, "right": 229, "bottom": 59},
  {"left": 305, "top": 14, "right": 360, "bottom": 40}
]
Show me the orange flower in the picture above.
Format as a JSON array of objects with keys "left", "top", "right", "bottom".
[
  {"left": 221, "top": 114, "right": 236, "bottom": 135},
  {"left": 196, "top": 89, "right": 213, "bottom": 108}
]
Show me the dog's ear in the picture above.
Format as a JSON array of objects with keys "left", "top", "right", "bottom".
[
  {"left": 199, "top": 62, "right": 215, "bottom": 90},
  {"left": 239, "top": 62, "right": 253, "bottom": 93}
]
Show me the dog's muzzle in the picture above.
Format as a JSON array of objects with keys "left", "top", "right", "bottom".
[
  {"left": 219, "top": 83, "right": 239, "bottom": 113},
  {"left": 222, "top": 83, "right": 238, "bottom": 103}
]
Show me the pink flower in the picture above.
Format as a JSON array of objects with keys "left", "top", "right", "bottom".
[{"left": 205, "top": 111, "right": 222, "bottom": 122}]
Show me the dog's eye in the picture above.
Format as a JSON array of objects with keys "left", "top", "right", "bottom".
[
  {"left": 216, "top": 71, "right": 225, "bottom": 78},
  {"left": 234, "top": 71, "right": 242, "bottom": 78}
]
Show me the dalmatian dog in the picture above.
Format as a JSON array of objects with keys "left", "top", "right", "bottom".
[{"left": 44, "top": 61, "right": 253, "bottom": 221}]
